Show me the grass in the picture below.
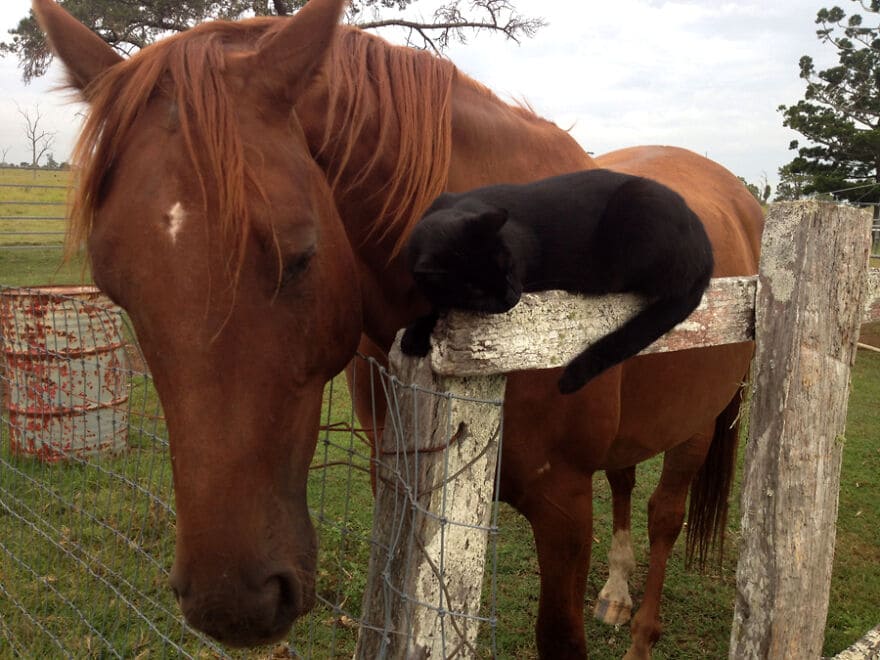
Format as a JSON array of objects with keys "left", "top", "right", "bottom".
[
  {"left": 1, "top": 171, "right": 879, "bottom": 657},
  {"left": 0, "top": 168, "right": 88, "bottom": 288},
  {"left": 0, "top": 168, "right": 70, "bottom": 248},
  {"left": 0, "top": 363, "right": 373, "bottom": 659}
]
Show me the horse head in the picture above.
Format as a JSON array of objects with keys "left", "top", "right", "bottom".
[{"left": 33, "top": 0, "right": 360, "bottom": 647}]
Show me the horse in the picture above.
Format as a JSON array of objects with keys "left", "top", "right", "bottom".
[{"left": 34, "top": 0, "right": 763, "bottom": 657}]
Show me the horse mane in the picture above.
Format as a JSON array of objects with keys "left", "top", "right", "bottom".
[
  {"left": 315, "top": 27, "right": 556, "bottom": 256},
  {"left": 67, "top": 16, "right": 551, "bottom": 263},
  {"left": 316, "top": 27, "right": 456, "bottom": 256}
]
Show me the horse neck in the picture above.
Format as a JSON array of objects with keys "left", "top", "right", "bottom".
[
  {"left": 295, "top": 57, "right": 597, "bottom": 350},
  {"left": 291, "top": 84, "right": 415, "bottom": 347},
  {"left": 296, "top": 83, "right": 415, "bottom": 262},
  {"left": 445, "top": 77, "right": 597, "bottom": 192},
  {"left": 297, "top": 69, "right": 596, "bottom": 254}
]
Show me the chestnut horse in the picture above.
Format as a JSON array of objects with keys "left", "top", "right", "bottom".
[{"left": 34, "top": 0, "right": 762, "bottom": 657}]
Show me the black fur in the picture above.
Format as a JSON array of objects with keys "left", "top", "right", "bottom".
[{"left": 402, "top": 169, "right": 714, "bottom": 394}]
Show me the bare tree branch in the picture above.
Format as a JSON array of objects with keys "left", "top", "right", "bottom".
[
  {"left": 356, "top": 0, "right": 545, "bottom": 52},
  {"left": 15, "top": 102, "right": 56, "bottom": 176},
  {"left": 4, "top": 0, "right": 543, "bottom": 82}
]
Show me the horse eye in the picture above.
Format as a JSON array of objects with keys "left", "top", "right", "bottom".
[{"left": 280, "top": 246, "right": 316, "bottom": 286}]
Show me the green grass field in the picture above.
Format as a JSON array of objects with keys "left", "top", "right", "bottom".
[
  {"left": 0, "top": 168, "right": 87, "bottom": 287},
  {"left": 0, "top": 168, "right": 70, "bottom": 248},
  {"left": 1, "top": 168, "right": 878, "bottom": 657}
]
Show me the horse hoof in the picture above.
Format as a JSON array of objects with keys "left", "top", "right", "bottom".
[{"left": 593, "top": 597, "right": 632, "bottom": 625}]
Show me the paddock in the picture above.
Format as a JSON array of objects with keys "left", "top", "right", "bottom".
[{"left": 0, "top": 200, "right": 879, "bottom": 658}]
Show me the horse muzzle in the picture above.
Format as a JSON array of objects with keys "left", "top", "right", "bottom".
[{"left": 169, "top": 560, "right": 315, "bottom": 647}]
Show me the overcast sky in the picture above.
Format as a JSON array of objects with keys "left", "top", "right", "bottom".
[{"left": 0, "top": 0, "right": 835, "bottom": 192}]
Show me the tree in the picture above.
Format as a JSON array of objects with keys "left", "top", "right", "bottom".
[
  {"left": 0, "top": 146, "right": 10, "bottom": 167},
  {"left": 774, "top": 163, "right": 814, "bottom": 201},
  {"left": 778, "top": 2, "right": 880, "bottom": 213},
  {"left": 738, "top": 175, "right": 772, "bottom": 205},
  {"left": 1, "top": 0, "right": 543, "bottom": 82},
  {"left": 16, "top": 102, "right": 56, "bottom": 177}
]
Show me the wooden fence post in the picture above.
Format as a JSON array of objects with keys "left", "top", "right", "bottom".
[
  {"left": 730, "top": 202, "right": 873, "bottom": 658},
  {"left": 355, "top": 340, "right": 505, "bottom": 659},
  {"left": 353, "top": 201, "right": 877, "bottom": 659}
]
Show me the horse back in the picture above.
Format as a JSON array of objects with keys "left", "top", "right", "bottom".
[
  {"left": 589, "top": 146, "right": 761, "bottom": 468},
  {"left": 594, "top": 145, "right": 764, "bottom": 276}
]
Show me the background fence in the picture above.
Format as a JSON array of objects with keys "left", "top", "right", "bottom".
[{"left": 0, "top": 173, "right": 67, "bottom": 250}]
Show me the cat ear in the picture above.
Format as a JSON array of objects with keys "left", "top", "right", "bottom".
[{"left": 474, "top": 207, "right": 508, "bottom": 234}]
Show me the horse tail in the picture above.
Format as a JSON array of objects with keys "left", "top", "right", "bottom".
[{"left": 685, "top": 378, "right": 747, "bottom": 571}]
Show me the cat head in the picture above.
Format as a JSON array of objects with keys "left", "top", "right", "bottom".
[{"left": 407, "top": 202, "right": 522, "bottom": 313}]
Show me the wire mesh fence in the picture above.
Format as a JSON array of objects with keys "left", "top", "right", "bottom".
[{"left": 0, "top": 284, "right": 504, "bottom": 658}]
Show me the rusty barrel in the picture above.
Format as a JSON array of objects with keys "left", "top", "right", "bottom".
[{"left": 0, "top": 286, "right": 129, "bottom": 462}]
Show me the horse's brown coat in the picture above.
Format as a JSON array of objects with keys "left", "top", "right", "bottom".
[{"left": 34, "top": 0, "right": 763, "bottom": 656}]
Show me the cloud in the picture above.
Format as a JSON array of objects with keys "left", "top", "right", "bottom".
[
  {"left": 0, "top": 57, "right": 83, "bottom": 166},
  {"left": 432, "top": 0, "right": 827, "bottom": 188},
  {"left": 0, "top": 0, "right": 831, "bottom": 190}
]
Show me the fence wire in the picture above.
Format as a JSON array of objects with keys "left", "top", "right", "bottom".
[
  {"left": 0, "top": 179, "right": 67, "bottom": 248},
  {"left": 0, "top": 285, "right": 503, "bottom": 659}
]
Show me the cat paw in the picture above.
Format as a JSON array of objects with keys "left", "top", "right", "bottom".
[{"left": 400, "top": 327, "right": 431, "bottom": 357}]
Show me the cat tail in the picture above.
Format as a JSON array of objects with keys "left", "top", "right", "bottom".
[{"left": 557, "top": 281, "right": 707, "bottom": 394}]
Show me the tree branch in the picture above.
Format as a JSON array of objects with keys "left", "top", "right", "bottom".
[
  {"left": 357, "top": 17, "right": 523, "bottom": 38},
  {"left": 356, "top": 0, "right": 545, "bottom": 51}
]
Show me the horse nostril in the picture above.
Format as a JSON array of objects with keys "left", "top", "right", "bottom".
[
  {"left": 168, "top": 567, "right": 309, "bottom": 647},
  {"left": 168, "top": 568, "right": 187, "bottom": 604},
  {"left": 268, "top": 571, "right": 301, "bottom": 618}
]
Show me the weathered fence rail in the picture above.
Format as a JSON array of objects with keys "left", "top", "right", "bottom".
[{"left": 357, "top": 201, "right": 879, "bottom": 658}]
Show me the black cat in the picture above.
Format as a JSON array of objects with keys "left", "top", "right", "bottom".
[{"left": 401, "top": 168, "right": 714, "bottom": 394}]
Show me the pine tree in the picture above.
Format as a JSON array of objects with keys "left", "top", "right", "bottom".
[{"left": 779, "top": 1, "right": 880, "bottom": 218}]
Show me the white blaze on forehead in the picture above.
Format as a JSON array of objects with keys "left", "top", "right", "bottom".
[{"left": 166, "top": 202, "right": 186, "bottom": 243}]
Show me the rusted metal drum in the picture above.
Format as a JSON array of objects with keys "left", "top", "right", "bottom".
[{"left": 0, "top": 286, "right": 129, "bottom": 462}]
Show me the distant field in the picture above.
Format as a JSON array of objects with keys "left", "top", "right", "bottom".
[
  {"left": 0, "top": 167, "right": 89, "bottom": 287},
  {"left": 0, "top": 167, "right": 71, "bottom": 249}
]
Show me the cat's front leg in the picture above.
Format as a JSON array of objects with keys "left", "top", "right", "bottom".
[{"left": 400, "top": 312, "right": 440, "bottom": 357}]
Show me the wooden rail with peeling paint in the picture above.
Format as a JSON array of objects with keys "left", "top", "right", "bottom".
[{"left": 356, "top": 201, "right": 879, "bottom": 659}]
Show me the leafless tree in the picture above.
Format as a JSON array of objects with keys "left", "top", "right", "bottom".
[
  {"left": 354, "top": 0, "right": 545, "bottom": 54},
  {"left": 15, "top": 102, "right": 56, "bottom": 177},
  {"left": 6, "top": 0, "right": 544, "bottom": 82},
  {"left": 0, "top": 146, "right": 10, "bottom": 167}
]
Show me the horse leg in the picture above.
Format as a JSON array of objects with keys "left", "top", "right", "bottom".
[
  {"left": 521, "top": 468, "right": 594, "bottom": 660},
  {"left": 594, "top": 466, "right": 637, "bottom": 626},
  {"left": 623, "top": 432, "right": 712, "bottom": 660}
]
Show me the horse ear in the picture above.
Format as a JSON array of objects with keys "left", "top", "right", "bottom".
[
  {"left": 32, "top": 0, "right": 122, "bottom": 94},
  {"left": 242, "top": 0, "right": 348, "bottom": 104}
]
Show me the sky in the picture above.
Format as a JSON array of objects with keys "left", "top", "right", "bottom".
[{"left": 0, "top": 0, "right": 837, "bottom": 193}]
